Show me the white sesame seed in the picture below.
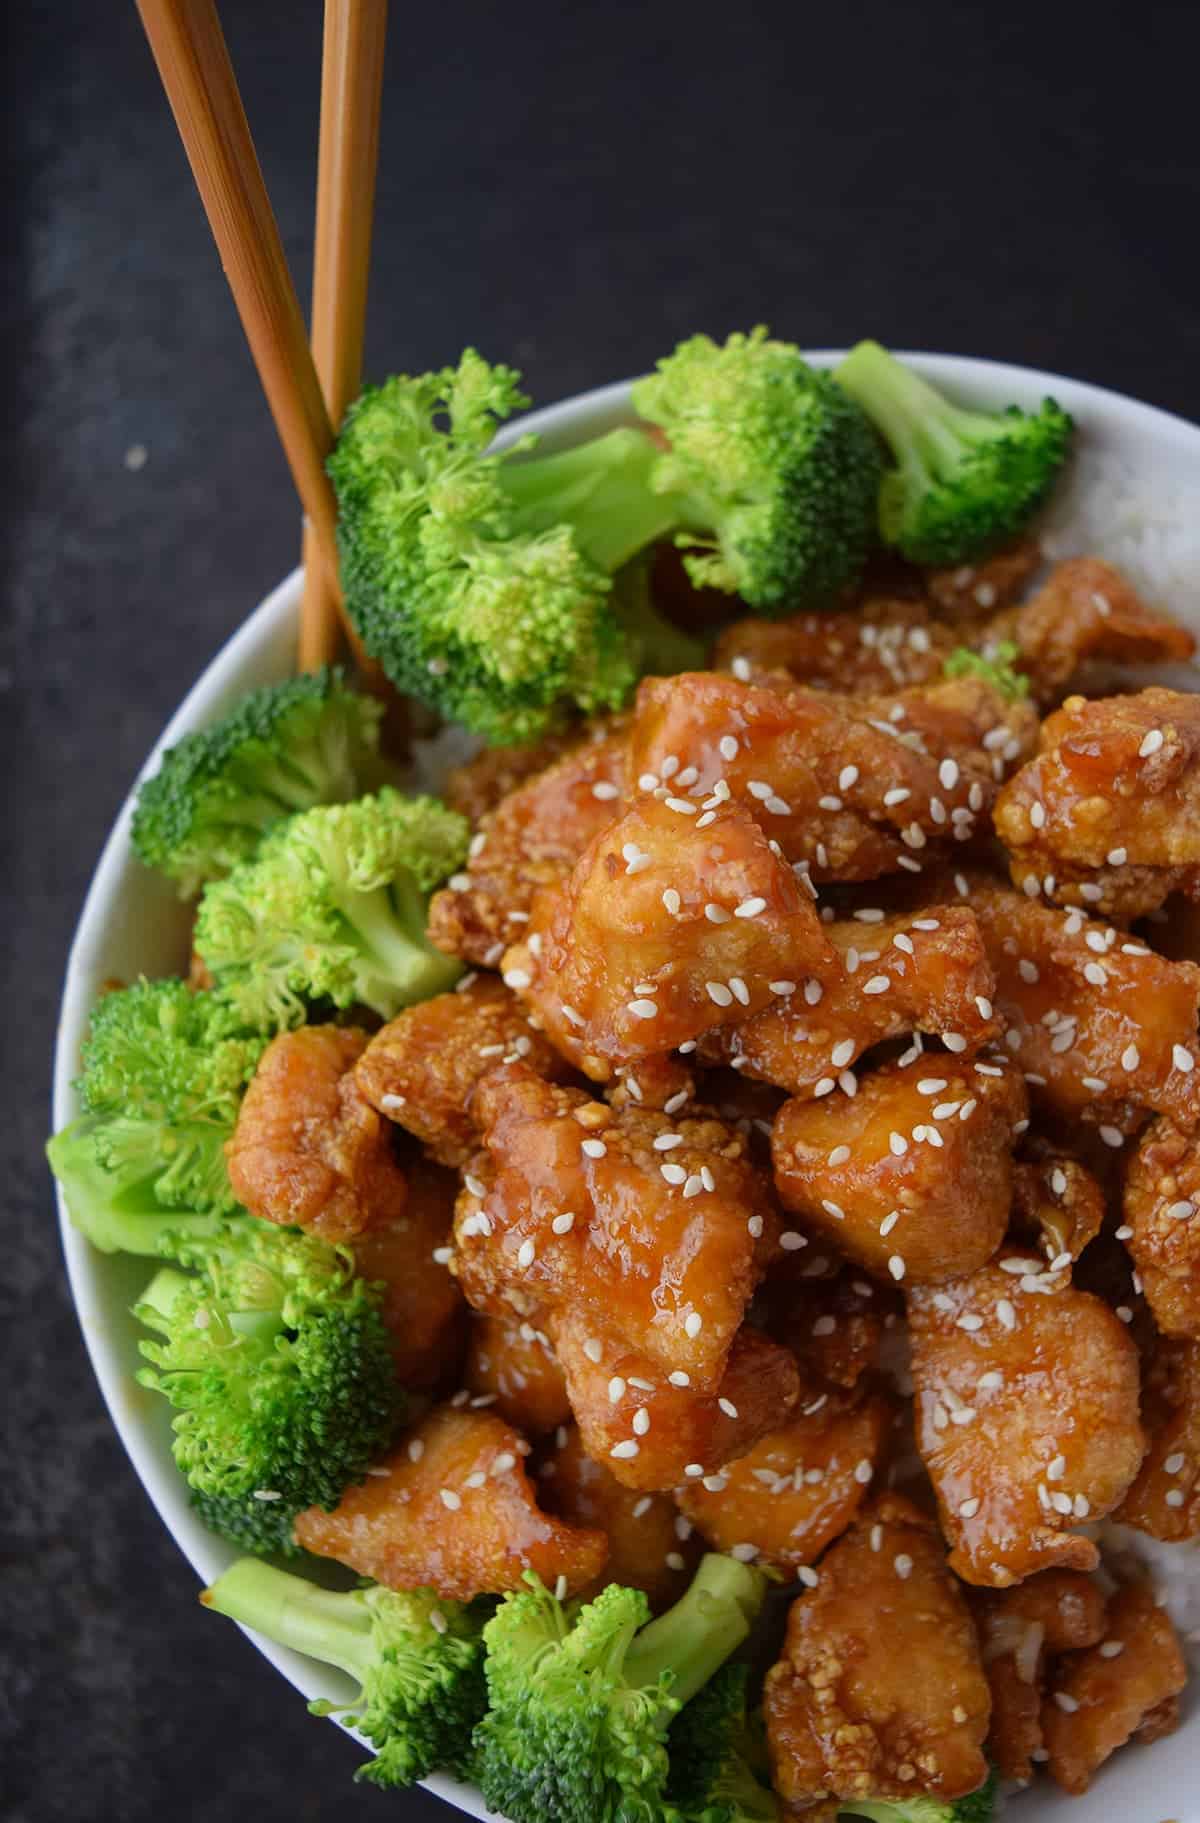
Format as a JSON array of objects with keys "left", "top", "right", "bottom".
[
  {"left": 684, "top": 1462, "right": 705, "bottom": 1478},
  {"left": 718, "top": 1397, "right": 739, "bottom": 1419},
  {"left": 813, "top": 1077, "right": 836, "bottom": 1098},
  {"left": 1083, "top": 963, "right": 1107, "bottom": 987},
  {"left": 942, "top": 1032, "right": 968, "bottom": 1054},
  {"left": 1098, "top": 1640, "right": 1126, "bottom": 1659},
  {"left": 879, "top": 1211, "right": 900, "bottom": 1237},
  {"left": 889, "top": 1132, "right": 908, "bottom": 1157},
  {"left": 668, "top": 1370, "right": 691, "bottom": 1388},
  {"left": 439, "top": 1488, "right": 462, "bottom": 1511},
  {"left": 888, "top": 1255, "right": 906, "bottom": 1281},
  {"left": 728, "top": 976, "right": 750, "bottom": 1006},
  {"left": 734, "top": 896, "right": 767, "bottom": 919},
  {"left": 854, "top": 1458, "right": 874, "bottom": 1486},
  {"left": 770, "top": 979, "right": 797, "bottom": 996},
  {"left": 705, "top": 980, "right": 734, "bottom": 1007},
  {"left": 1166, "top": 1489, "right": 1187, "bottom": 1508},
  {"left": 828, "top": 1145, "right": 851, "bottom": 1166},
  {"left": 503, "top": 968, "right": 532, "bottom": 991},
  {"left": 632, "top": 1408, "right": 651, "bottom": 1436},
  {"left": 1174, "top": 1045, "right": 1196, "bottom": 1073},
  {"left": 516, "top": 1239, "right": 536, "bottom": 1269},
  {"left": 1030, "top": 801, "right": 1047, "bottom": 830},
  {"left": 818, "top": 795, "right": 843, "bottom": 813},
  {"left": 893, "top": 1554, "right": 913, "bottom": 1580},
  {"left": 684, "top": 1312, "right": 703, "bottom": 1338},
  {"left": 1139, "top": 729, "right": 1165, "bottom": 758},
  {"left": 433, "top": 1246, "right": 454, "bottom": 1265},
  {"left": 607, "top": 1377, "right": 627, "bottom": 1405},
  {"left": 956, "top": 1313, "right": 984, "bottom": 1332},
  {"left": 975, "top": 996, "right": 993, "bottom": 1019},
  {"left": 583, "top": 1338, "right": 603, "bottom": 1364},
  {"left": 660, "top": 1163, "right": 687, "bottom": 1185},
  {"left": 627, "top": 999, "right": 658, "bottom": 1020},
  {"left": 958, "top": 1496, "right": 981, "bottom": 1518},
  {"left": 1099, "top": 1126, "right": 1125, "bottom": 1149},
  {"left": 804, "top": 979, "right": 824, "bottom": 1006},
  {"left": 765, "top": 795, "right": 791, "bottom": 816},
  {"left": 831, "top": 1038, "right": 857, "bottom": 1069},
  {"left": 798, "top": 1566, "right": 820, "bottom": 1588},
  {"left": 894, "top": 932, "right": 915, "bottom": 956},
  {"left": 996, "top": 1298, "right": 1016, "bottom": 1330},
  {"left": 780, "top": 1231, "right": 807, "bottom": 1252},
  {"left": 661, "top": 888, "right": 682, "bottom": 916},
  {"left": 884, "top": 788, "right": 910, "bottom": 807},
  {"left": 683, "top": 1174, "right": 704, "bottom": 1198},
  {"left": 611, "top": 1440, "right": 640, "bottom": 1460},
  {"left": 1054, "top": 1692, "right": 1080, "bottom": 1713}
]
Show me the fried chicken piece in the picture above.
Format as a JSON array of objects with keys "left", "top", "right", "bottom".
[
  {"left": 962, "top": 873, "right": 1200, "bottom": 1135},
  {"left": 550, "top": 1310, "right": 800, "bottom": 1492},
  {"left": 971, "top": 1570, "right": 1107, "bottom": 1783},
  {"left": 464, "top": 1312, "right": 571, "bottom": 1435},
  {"left": 538, "top": 1421, "right": 703, "bottom": 1611},
  {"left": 700, "top": 902, "right": 999, "bottom": 1097},
  {"left": 293, "top": 1405, "right": 607, "bottom": 1601},
  {"left": 443, "top": 724, "right": 596, "bottom": 824},
  {"left": 923, "top": 539, "right": 1044, "bottom": 623},
  {"left": 1115, "top": 1336, "right": 1200, "bottom": 1540},
  {"left": 763, "top": 1493, "right": 992, "bottom": 1808},
  {"left": 629, "top": 670, "right": 1035, "bottom": 886},
  {"left": 427, "top": 730, "right": 627, "bottom": 966},
  {"left": 992, "top": 556, "right": 1195, "bottom": 704},
  {"left": 996, "top": 688, "right": 1200, "bottom": 920},
  {"left": 1012, "top": 1153, "right": 1105, "bottom": 1266},
  {"left": 225, "top": 1025, "right": 406, "bottom": 1242},
  {"left": 772, "top": 1056, "right": 1026, "bottom": 1285},
  {"left": 1124, "top": 1118, "right": 1200, "bottom": 1338},
  {"left": 907, "top": 1252, "right": 1145, "bottom": 1587},
  {"left": 453, "top": 1064, "right": 776, "bottom": 1391},
  {"left": 354, "top": 975, "right": 572, "bottom": 1167},
  {"left": 759, "top": 1258, "right": 895, "bottom": 1390},
  {"left": 351, "top": 1155, "right": 465, "bottom": 1387},
  {"left": 504, "top": 793, "right": 836, "bottom": 1078},
  {"left": 1042, "top": 1582, "right": 1187, "bottom": 1794},
  {"left": 676, "top": 1380, "right": 894, "bottom": 1572},
  {"left": 712, "top": 598, "right": 953, "bottom": 694}
]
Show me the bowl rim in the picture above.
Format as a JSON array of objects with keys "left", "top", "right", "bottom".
[{"left": 52, "top": 351, "right": 1200, "bottom": 1819}]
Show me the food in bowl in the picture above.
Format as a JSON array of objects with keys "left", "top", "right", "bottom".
[{"left": 50, "top": 335, "right": 1200, "bottom": 1820}]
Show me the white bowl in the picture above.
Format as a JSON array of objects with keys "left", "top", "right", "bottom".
[{"left": 53, "top": 358, "right": 1200, "bottom": 1821}]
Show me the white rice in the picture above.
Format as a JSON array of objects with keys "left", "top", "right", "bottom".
[{"left": 1040, "top": 442, "right": 1200, "bottom": 626}]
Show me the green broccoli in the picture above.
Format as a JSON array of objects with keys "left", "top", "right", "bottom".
[
  {"left": 189, "top": 1486, "right": 306, "bottom": 1559},
  {"left": 943, "top": 640, "right": 1030, "bottom": 703},
  {"left": 132, "top": 668, "right": 392, "bottom": 895},
  {"left": 46, "top": 979, "right": 265, "bottom": 1254},
  {"left": 838, "top": 1767, "right": 997, "bottom": 1822},
  {"left": 202, "top": 1560, "right": 489, "bottom": 1787},
  {"left": 834, "top": 340, "right": 1072, "bottom": 566},
  {"left": 630, "top": 327, "right": 883, "bottom": 611},
  {"left": 668, "top": 1664, "right": 778, "bottom": 1821},
  {"left": 193, "top": 786, "right": 468, "bottom": 1030},
  {"left": 474, "top": 1553, "right": 767, "bottom": 1823},
  {"left": 134, "top": 1221, "right": 403, "bottom": 1546}
]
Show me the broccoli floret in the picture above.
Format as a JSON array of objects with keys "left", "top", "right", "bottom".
[
  {"left": 131, "top": 669, "right": 392, "bottom": 896},
  {"left": 134, "top": 1222, "right": 403, "bottom": 1540},
  {"left": 839, "top": 1768, "right": 997, "bottom": 1823},
  {"left": 330, "top": 351, "right": 711, "bottom": 746},
  {"left": 190, "top": 1486, "right": 306, "bottom": 1559},
  {"left": 202, "top": 1560, "right": 489, "bottom": 1786},
  {"left": 474, "top": 1553, "right": 767, "bottom": 1823},
  {"left": 943, "top": 640, "right": 1030, "bottom": 702},
  {"left": 46, "top": 979, "right": 265, "bottom": 1253},
  {"left": 193, "top": 787, "right": 468, "bottom": 1030},
  {"left": 631, "top": 327, "right": 884, "bottom": 612},
  {"left": 834, "top": 340, "right": 1072, "bottom": 566},
  {"left": 669, "top": 1664, "right": 777, "bottom": 1821}
]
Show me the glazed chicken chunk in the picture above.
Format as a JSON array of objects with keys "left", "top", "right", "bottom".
[
  {"left": 908, "top": 1253, "right": 1145, "bottom": 1586},
  {"left": 1123, "top": 1117, "right": 1200, "bottom": 1338},
  {"left": 971, "top": 1570, "right": 1107, "bottom": 1784},
  {"left": 712, "top": 597, "right": 953, "bottom": 694},
  {"left": 226, "top": 1025, "right": 407, "bottom": 1241},
  {"left": 350, "top": 1155, "right": 465, "bottom": 1387},
  {"left": 772, "top": 1055, "right": 1027, "bottom": 1284},
  {"left": 996, "top": 688, "right": 1200, "bottom": 920},
  {"left": 1115, "top": 1336, "right": 1200, "bottom": 1540},
  {"left": 992, "top": 555, "right": 1195, "bottom": 703},
  {"left": 923, "top": 538, "right": 1044, "bottom": 623},
  {"left": 354, "top": 974, "right": 572, "bottom": 1167},
  {"left": 1042, "top": 1582, "right": 1187, "bottom": 1794},
  {"left": 1011, "top": 1151, "right": 1105, "bottom": 1266},
  {"left": 293, "top": 1405, "right": 607, "bottom": 1601},
  {"left": 763, "top": 1493, "right": 992, "bottom": 1808},
  {"left": 759, "top": 1256, "right": 896, "bottom": 1390},
  {"left": 463, "top": 1311, "right": 572, "bottom": 1436}
]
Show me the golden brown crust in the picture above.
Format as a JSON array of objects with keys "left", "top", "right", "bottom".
[
  {"left": 712, "top": 598, "right": 952, "bottom": 693},
  {"left": 1115, "top": 1336, "right": 1200, "bottom": 1540},
  {"left": 1124, "top": 1117, "right": 1200, "bottom": 1338},
  {"left": 759, "top": 1258, "right": 896, "bottom": 1391},
  {"left": 997, "top": 556, "right": 1195, "bottom": 703},
  {"left": 1011, "top": 1152, "right": 1105, "bottom": 1265},
  {"left": 923, "top": 539, "right": 1043, "bottom": 623},
  {"left": 971, "top": 1571, "right": 1106, "bottom": 1783},
  {"left": 463, "top": 1312, "right": 572, "bottom": 1436},
  {"left": 1042, "top": 1583, "right": 1187, "bottom": 1794},
  {"left": 350, "top": 1154, "right": 465, "bottom": 1387}
]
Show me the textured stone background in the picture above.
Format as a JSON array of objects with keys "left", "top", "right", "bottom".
[{"left": 5, "top": 2, "right": 1200, "bottom": 1817}]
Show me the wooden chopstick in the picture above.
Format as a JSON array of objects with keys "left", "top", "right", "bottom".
[
  {"left": 299, "top": 0, "right": 389, "bottom": 671},
  {"left": 135, "top": 0, "right": 366, "bottom": 666}
]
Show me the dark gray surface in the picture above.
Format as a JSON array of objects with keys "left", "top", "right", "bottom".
[{"left": 4, "top": 2, "right": 1200, "bottom": 1817}]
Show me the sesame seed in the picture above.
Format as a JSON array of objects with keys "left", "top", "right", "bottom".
[
  {"left": 893, "top": 1554, "right": 913, "bottom": 1580},
  {"left": 551, "top": 1212, "right": 576, "bottom": 1236},
  {"left": 1166, "top": 1489, "right": 1186, "bottom": 1508},
  {"left": 516, "top": 1239, "right": 536, "bottom": 1269},
  {"left": 1099, "top": 1126, "right": 1125, "bottom": 1149},
  {"left": 997, "top": 1298, "right": 1016, "bottom": 1330},
  {"left": 798, "top": 1566, "right": 820, "bottom": 1588},
  {"left": 661, "top": 888, "right": 682, "bottom": 917},
  {"left": 583, "top": 1338, "right": 603, "bottom": 1363},
  {"left": 770, "top": 979, "right": 797, "bottom": 996},
  {"left": 491, "top": 1451, "right": 516, "bottom": 1476},
  {"left": 1139, "top": 729, "right": 1165, "bottom": 758},
  {"left": 884, "top": 787, "right": 910, "bottom": 807},
  {"left": 957, "top": 1313, "right": 984, "bottom": 1332},
  {"left": 1098, "top": 1640, "right": 1126, "bottom": 1659},
  {"left": 1084, "top": 963, "right": 1107, "bottom": 988},
  {"left": 831, "top": 1038, "right": 857, "bottom": 1068},
  {"left": 684, "top": 1462, "right": 704, "bottom": 1478},
  {"left": 813, "top": 1077, "right": 836, "bottom": 1098},
  {"left": 889, "top": 1132, "right": 908, "bottom": 1156},
  {"left": 683, "top": 1174, "right": 704, "bottom": 1198},
  {"left": 979, "top": 1371, "right": 1003, "bottom": 1389},
  {"left": 854, "top": 1458, "right": 874, "bottom": 1485},
  {"left": 705, "top": 980, "right": 734, "bottom": 1007},
  {"left": 1030, "top": 801, "right": 1047, "bottom": 830},
  {"left": 828, "top": 1145, "right": 851, "bottom": 1166},
  {"left": 669, "top": 1370, "right": 691, "bottom": 1388},
  {"left": 818, "top": 795, "right": 843, "bottom": 813},
  {"left": 608, "top": 1377, "right": 627, "bottom": 1404},
  {"left": 780, "top": 1231, "right": 807, "bottom": 1252},
  {"left": 1174, "top": 1045, "right": 1196, "bottom": 1073},
  {"left": 958, "top": 1496, "right": 981, "bottom": 1518},
  {"left": 942, "top": 1032, "right": 967, "bottom": 1054},
  {"left": 1165, "top": 1452, "right": 1187, "bottom": 1475},
  {"left": 660, "top": 1163, "right": 687, "bottom": 1185},
  {"left": 879, "top": 1211, "right": 900, "bottom": 1237},
  {"left": 684, "top": 1312, "right": 703, "bottom": 1338},
  {"left": 503, "top": 968, "right": 532, "bottom": 990},
  {"left": 728, "top": 976, "right": 750, "bottom": 1006},
  {"left": 628, "top": 999, "right": 658, "bottom": 1020},
  {"left": 718, "top": 1397, "right": 739, "bottom": 1418},
  {"left": 1081, "top": 1076, "right": 1108, "bottom": 1093},
  {"left": 765, "top": 795, "right": 791, "bottom": 816},
  {"left": 700, "top": 1166, "right": 715, "bottom": 1191},
  {"left": 632, "top": 1408, "right": 651, "bottom": 1436},
  {"left": 735, "top": 896, "right": 767, "bottom": 919},
  {"left": 439, "top": 1488, "right": 462, "bottom": 1511},
  {"left": 433, "top": 1246, "right": 454, "bottom": 1265},
  {"left": 804, "top": 980, "right": 824, "bottom": 1005},
  {"left": 1054, "top": 1692, "right": 1080, "bottom": 1714},
  {"left": 610, "top": 1440, "right": 640, "bottom": 1460},
  {"left": 939, "top": 759, "right": 960, "bottom": 790},
  {"left": 888, "top": 1255, "right": 906, "bottom": 1281}
]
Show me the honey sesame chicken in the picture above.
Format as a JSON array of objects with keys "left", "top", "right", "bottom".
[
  {"left": 350, "top": 1153, "right": 466, "bottom": 1388},
  {"left": 354, "top": 974, "right": 572, "bottom": 1166},
  {"left": 1041, "top": 1582, "right": 1187, "bottom": 1794},
  {"left": 970, "top": 1569, "right": 1107, "bottom": 1784},
  {"left": 464, "top": 1311, "right": 572, "bottom": 1435},
  {"left": 712, "top": 597, "right": 954, "bottom": 694},
  {"left": 503, "top": 792, "right": 837, "bottom": 1078},
  {"left": 1123, "top": 1117, "right": 1200, "bottom": 1337},
  {"left": 1012, "top": 1152, "right": 1105, "bottom": 1265},
  {"left": 292, "top": 1405, "right": 607, "bottom": 1602},
  {"left": 772, "top": 1056, "right": 1027, "bottom": 1285},
  {"left": 537, "top": 1421, "right": 704, "bottom": 1610},
  {"left": 996, "top": 687, "right": 1200, "bottom": 919},
  {"left": 442, "top": 722, "right": 605, "bottom": 825},
  {"left": 225, "top": 1025, "right": 407, "bottom": 1242},
  {"left": 763, "top": 1493, "right": 992, "bottom": 1808},
  {"left": 991, "top": 556, "right": 1196, "bottom": 704},
  {"left": 629, "top": 669, "right": 1036, "bottom": 887},
  {"left": 1115, "top": 1336, "right": 1200, "bottom": 1540},
  {"left": 923, "top": 538, "right": 1044, "bottom": 623},
  {"left": 700, "top": 901, "right": 1000, "bottom": 1097},
  {"left": 907, "top": 1252, "right": 1145, "bottom": 1587},
  {"left": 549, "top": 1310, "right": 800, "bottom": 1491},
  {"left": 759, "top": 1257, "right": 896, "bottom": 1390},
  {"left": 675, "top": 1379, "right": 895, "bottom": 1572},
  {"left": 453, "top": 1063, "right": 776, "bottom": 1390}
]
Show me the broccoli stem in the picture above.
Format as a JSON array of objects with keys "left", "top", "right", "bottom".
[
  {"left": 835, "top": 341, "right": 974, "bottom": 474},
  {"left": 203, "top": 1560, "right": 374, "bottom": 1689},
  {"left": 497, "top": 427, "right": 679, "bottom": 573},
  {"left": 139, "top": 1267, "right": 196, "bottom": 1321},
  {"left": 624, "top": 1554, "right": 767, "bottom": 1707},
  {"left": 335, "top": 873, "right": 461, "bottom": 1006}
]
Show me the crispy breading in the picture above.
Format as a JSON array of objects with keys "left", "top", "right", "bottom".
[
  {"left": 676, "top": 1380, "right": 895, "bottom": 1571},
  {"left": 923, "top": 539, "right": 1043, "bottom": 623},
  {"left": 772, "top": 1056, "right": 1026, "bottom": 1284},
  {"left": 996, "top": 688, "right": 1200, "bottom": 919},
  {"left": 464, "top": 1312, "right": 572, "bottom": 1435},
  {"left": 537, "top": 1421, "right": 703, "bottom": 1611},
  {"left": 443, "top": 725, "right": 597, "bottom": 824},
  {"left": 550, "top": 1311, "right": 800, "bottom": 1492},
  {"left": 293, "top": 1406, "right": 607, "bottom": 1601},
  {"left": 453, "top": 1064, "right": 775, "bottom": 1391},
  {"left": 759, "top": 1257, "right": 896, "bottom": 1390},
  {"left": 351, "top": 1154, "right": 466, "bottom": 1388},
  {"left": 225, "top": 1025, "right": 406, "bottom": 1242},
  {"left": 354, "top": 975, "right": 572, "bottom": 1166},
  {"left": 1011, "top": 1153, "right": 1105, "bottom": 1265},
  {"left": 504, "top": 793, "right": 836, "bottom": 1078},
  {"left": 628, "top": 670, "right": 1036, "bottom": 885},
  {"left": 908, "top": 1254, "right": 1145, "bottom": 1587},
  {"left": 1123, "top": 1117, "right": 1200, "bottom": 1338},
  {"left": 427, "top": 731, "right": 627, "bottom": 965},
  {"left": 1115, "top": 1336, "right": 1200, "bottom": 1540},
  {"left": 700, "top": 902, "right": 999, "bottom": 1096},
  {"left": 763, "top": 1493, "right": 992, "bottom": 1807},
  {"left": 971, "top": 1571, "right": 1107, "bottom": 1783},
  {"left": 1042, "top": 1582, "right": 1187, "bottom": 1794},
  {"left": 993, "top": 556, "right": 1195, "bottom": 703},
  {"left": 712, "top": 598, "right": 953, "bottom": 693}
]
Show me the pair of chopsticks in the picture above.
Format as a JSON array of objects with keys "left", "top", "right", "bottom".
[{"left": 135, "top": 0, "right": 388, "bottom": 673}]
